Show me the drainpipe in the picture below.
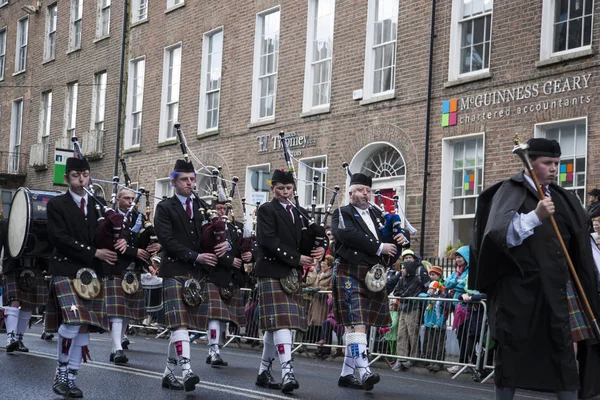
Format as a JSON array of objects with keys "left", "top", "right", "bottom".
[
  {"left": 419, "top": 0, "right": 436, "bottom": 256},
  {"left": 114, "top": 0, "right": 129, "bottom": 177}
]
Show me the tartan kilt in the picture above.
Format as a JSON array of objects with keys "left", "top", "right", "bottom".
[
  {"left": 45, "top": 276, "right": 108, "bottom": 333},
  {"left": 3, "top": 270, "right": 48, "bottom": 308},
  {"left": 332, "top": 262, "right": 390, "bottom": 327},
  {"left": 196, "top": 282, "right": 246, "bottom": 330},
  {"left": 566, "top": 280, "right": 594, "bottom": 342},
  {"left": 258, "top": 277, "right": 307, "bottom": 332},
  {"left": 103, "top": 277, "right": 146, "bottom": 321},
  {"left": 163, "top": 276, "right": 204, "bottom": 331}
]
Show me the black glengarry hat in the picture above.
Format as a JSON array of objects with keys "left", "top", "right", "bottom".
[
  {"left": 271, "top": 169, "right": 295, "bottom": 185},
  {"left": 589, "top": 188, "right": 600, "bottom": 197},
  {"left": 527, "top": 138, "right": 562, "bottom": 157},
  {"left": 173, "top": 159, "right": 195, "bottom": 173},
  {"left": 65, "top": 157, "right": 90, "bottom": 173},
  {"left": 350, "top": 173, "right": 372, "bottom": 188}
]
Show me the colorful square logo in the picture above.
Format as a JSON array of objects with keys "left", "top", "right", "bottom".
[{"left": 442, "top": 99, "right": 458, "bottom": 127}]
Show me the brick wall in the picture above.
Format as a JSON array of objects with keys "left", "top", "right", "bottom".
[{"left": 1, "top": 0, "right": 599, "bottom": 256}]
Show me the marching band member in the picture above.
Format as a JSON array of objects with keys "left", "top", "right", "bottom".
[
  {"left": 154, "top": 159, "right": 224, "bottom": 392},
  {"left": 1, "top": 219, "right": 46, "bottom": 353},
  {"left": 103, "top": 187, "right": 152, "bottom": 364},
  {"left": 331, "top": 173, "right": 406, "bottom": 391},
  {"left": 45, "top": 157, "right": 116, "bottom": 398},
  {"left": 198, "top": 197, "right": 252, "bottom": 367},
  {"left": 253, "top": 169, "right": 326, "bottom": 394}
]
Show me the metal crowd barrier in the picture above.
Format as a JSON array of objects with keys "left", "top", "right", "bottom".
[{"left": 120, "top": 284, "right": 495, "bottom": 384}]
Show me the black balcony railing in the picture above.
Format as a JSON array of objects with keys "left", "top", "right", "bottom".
[{"left": 0, "top": 151, "right": 29, "bottom": 176}]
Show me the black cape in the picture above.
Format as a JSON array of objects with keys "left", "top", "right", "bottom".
[{"left": 470, "top": 172, "right": 600, "bottom": 398}]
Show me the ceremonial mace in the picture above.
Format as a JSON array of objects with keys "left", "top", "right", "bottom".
[{"left": 512, "top": 134, "right": 600, "bottom": 340}]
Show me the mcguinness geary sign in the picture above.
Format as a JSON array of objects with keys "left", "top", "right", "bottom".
[{"left": 442, "top": 73, "right": 593, "bottom": 127}]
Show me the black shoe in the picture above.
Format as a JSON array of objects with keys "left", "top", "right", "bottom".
[
  {"left": 52, "top": 370, "right": 69, "bottom": 396},
  {"left": 338, "top": 375, "right": 364, "bottom": 389},
  {"left": 6, "top": 340, "right": 19, "bottom": 353},
  {"left": 255, "top": 370, "right": 281, "bottom": 390},
  {"left": 161, "top": 373, "right": 184, "bottom": 390},
  {"left": 183, "top": 372, "right": 200, "bottom": 392},
  {"left": 361, "top": 371, "right": 380, "bottom": 391},
  {"left": 281, "top": 372, "right": 299, "bottom": 394},
  {"left": 16, "top": 341, "right": 29, "bottom": 352},
  {"left": 67, "top": 381, "right": 83, "bottom": 398},
  {"left": 113, "top": 350, "right": 128, "bottom": 364},
  {"left": 41, "top": 332, "right": 54, "bottom": 341},
  {"left": 209, "top": 353, "right": 228, "bottom": 367},
  {"left": 122, "top": 338, "right": 130, "bottom": 350}
]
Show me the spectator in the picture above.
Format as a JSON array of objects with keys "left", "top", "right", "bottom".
[
  {"left": 592, "top": 217, "right": 600, "bottom": 241},
  {"left": 586, "top": 188, "right": 600, "bottom": 221},
  {"left": 452, "top": 292, "right": 488, "bottom": 376},
  {"left": 445, "top": 246, "right": 471, "bottom": 374},
  {"left": 316, "top": 295, "right": 345, "bottom": 359},
  {"left": 392, "top": 260, "right": 429, "bottom": 370},
  {"left": 307, "top": 256, "right": 334, "bottom": 348},
  {"left": 324, "top": 228, "right": 335, "bottom": 256},
  {"left": 382, "top": 300, "right": 399, "bottom": 357},
  {"left": 419, "top": 279, "right": 448, "bottom": 372}
]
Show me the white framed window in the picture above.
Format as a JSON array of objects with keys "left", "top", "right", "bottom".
[
  {"left": 167, "top": 0, "right": 184, "bottom": 10},
  {"left": 439, "top": 133, "right": 485, "bottom": 254},
  {"left": 0, "top": 27, "right": 6, "bottom": 81},
  {"left": 70, "top": 0, "right": 83, "bottom": 50},
  {"left": 362, "top": 0, "right": 398, "bottom": 102},
  {"left": 9, "top": 99, "right": 23, "bottom": 173},
  {"left": 125, "top": 57, "right": 145, "bottom": 149},
  {"left": 96, "top": 0, "right": 111, "bottom": 38},
  {"left": 198, "top": 28, "right": 223, "bottom": 133},
  {"left": 448, "top": 0, "right": 493, "bottom": 81},
  {"left": 91, "top": 72, "right": 107, "bottom": 133},
  {"left": 298, "top": 156, "right": 327, "bottom": 220},
  {"left": 15, "top": 17, "right": 28, "bottom": 73},
  {"left": 159, "top": 44, "right": 182, "bottom": 142},
  {"left": 541, "top": 0, "right": 594, "bottom": 61},
  {"left": 244, "top": 163, "right": 271, "bottom": 221},
  {"left": 44, "top": 5, "right": 57, "bottom": 61},
  {"left": 0, "top": 1, "right": 8, "bottom": 7},
  {"left": 251, "top": 7, "right": 280, "bottom": 123},
  {"left": 535, "top": 118, "right": 587, "bottom": 203},
  {"left": 132, "top": 0, "right": 148, "bottom": 23},
  {"left": 154, "top": 177, "right": 175, "bottom": 212},
  {"left": 65, "top": 82, "right": 78, "bottom": 137},
  {"left": 302, "top": 0, "right": 335, "bottom": 113},
  {"left": 39, "top": 91, "right": 52, "bottom": 163}
]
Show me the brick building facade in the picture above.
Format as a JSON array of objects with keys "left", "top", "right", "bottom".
[{"left": 0, "top": 0, "right": 598, "bottom": 257}]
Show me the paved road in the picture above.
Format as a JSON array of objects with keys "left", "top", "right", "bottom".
[{"left": 0, "top": 325, "right": 556, "bottom": 400}]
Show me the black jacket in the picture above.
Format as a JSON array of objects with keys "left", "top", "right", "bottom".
[
  {"left": 255, "top": 199, "right": 323, "bottom": 279},
  {"left": 104, "top": 209, "right": 142, "bottom": 276},
  {"left": 47, "top": 193, "right": 105, "bottom": 277},
  {"left": 332, "top": 204, "right": 384, "bottom": 266},
  {"left": 154, "top": 195, "right": 207, "bottom": 277},
  {"left": 208, "top": 220, "right": 249, "bottom": 287}
]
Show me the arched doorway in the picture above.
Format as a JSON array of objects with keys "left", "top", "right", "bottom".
[{"left": 349, "top": 142, "right": 406, "bottom": 214}]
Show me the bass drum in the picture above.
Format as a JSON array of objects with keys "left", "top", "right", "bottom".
[{"left": 8, "top": 187, "right": 62, "bottom": 258}]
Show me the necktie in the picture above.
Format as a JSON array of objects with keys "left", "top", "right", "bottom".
[
  {"left": 543, "top": 185, "right": 551, "bottom": 198},
  {"left": 80, "top": 198, "right": 85, "bottom": 215},
  {"left": 185, "top": 198, "right": 192, "bottom": 219},
  {"left": 286, "top": 204, "right": 294, "bottom": 222}
]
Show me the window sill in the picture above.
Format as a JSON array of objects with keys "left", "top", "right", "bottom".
[
  {"left": 157, "top": 139, "right": 178, "bottom": 148},
  {"left": 12, "top": 70, "right": 26, "bottom": 77},
  {"left": 67, "top": 47, "right": 82, "bottom": 55},
  {"left": 359, "top": 91, "right": 395, "bottom": 106},
  {"left": 300, "top": 106, "right": 330, "bottom": 118},
  {"left": 536, "top": 48, "right": 594, "bottom": 68},
  {"left": 0, "top": 3, "right": 7, "bottom": 9},
  {"left": 165, "top": 3, "right": 185, "bottom": 14},
  {"left": 197, "top": 129, "right": 219, "bottom": 139},
  {"left": 42, "top": 57, "right": 55, "bottom": 65},
  {"left": 444, "top": 71, "right": 493, "bottom": 88},
  {"left": 123, "top": 147, "right": 141, "bottom": 154},
  {"left": 93, "top": 35, "right": 110, "bottom": 44},
  {"left": 248, "top": 118, "right": 276, "bottom": 129},
  {"left": 32, "top": 164, "right": 49, "bottom": 172},
  {"left": 131, "top": 19, "right": 149, "bottom": 28}
]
